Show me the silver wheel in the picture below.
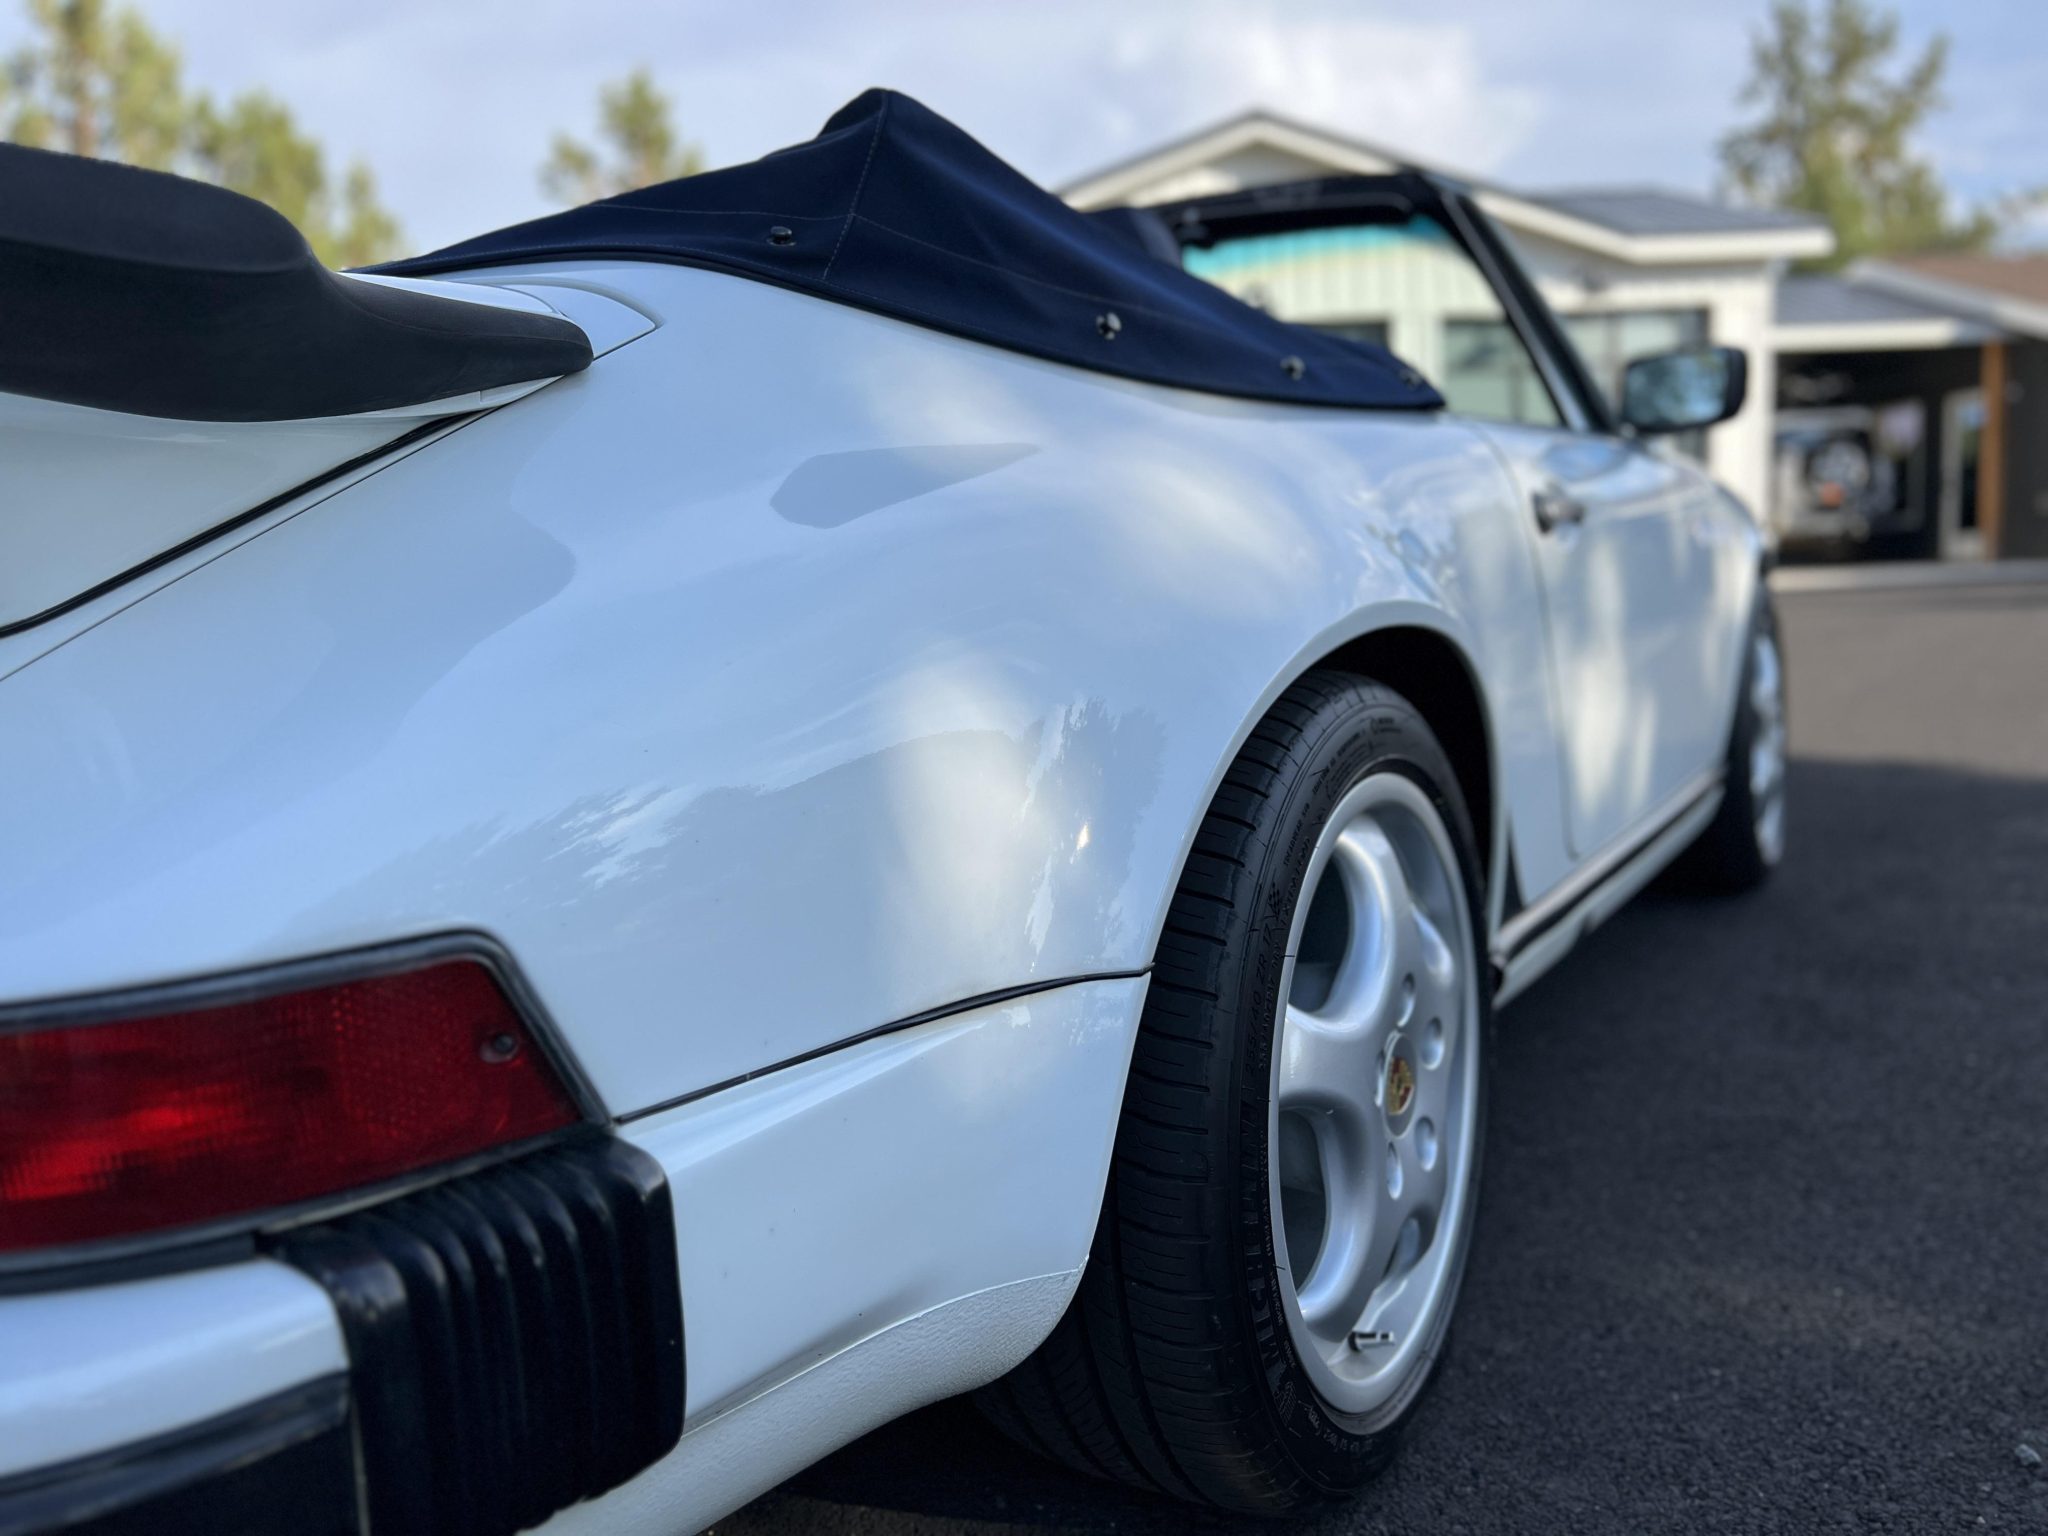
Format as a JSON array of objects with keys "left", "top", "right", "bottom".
[
  {"left": 1269, "top": 771, "right": 1481, "bottom": 1417},
  {"left": 1749, "top": 628, "right": 1788, "bottom": 865}
]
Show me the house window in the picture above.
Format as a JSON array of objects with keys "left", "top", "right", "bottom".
[
  {"left": 1313, "top": 320, "right": 1391, "bottom": 349},
  {"left": 1561, "top": 309, "right": 1711, "bottom": 456},
  {"left": 1182, "top": 215, "right": 1564, "bottom": 428},
  {"left": 1441, "top": 319, "right": 1561, "bottom": 428}
]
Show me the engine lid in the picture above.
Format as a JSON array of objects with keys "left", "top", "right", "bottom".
[{"left": 0, "top": 276, "right": 567, "bottom": 636}]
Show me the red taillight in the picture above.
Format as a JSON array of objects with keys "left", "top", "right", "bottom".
[{"left": 0, "top": 957, "right": 581, "bottom": 1253}]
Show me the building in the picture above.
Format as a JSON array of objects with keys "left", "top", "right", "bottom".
[
  {"left": 1062, "top": 111, "right": 2047, "bottom": 560},
  {"left": 1772, "top": 257, "right": 2048, "bottom": 560}
]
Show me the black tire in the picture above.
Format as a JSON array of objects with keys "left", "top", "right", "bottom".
[
  {"left": 1672, "top": 596, "right": 1787, "bottom": 894},
  {"left": 976, "top": 670, "right": 1491, "bottom": 1515}
]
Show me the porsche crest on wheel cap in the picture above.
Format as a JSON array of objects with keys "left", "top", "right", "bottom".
[{"left": 1386, "top": 1055, "right": 1416, "bottom": 1118}]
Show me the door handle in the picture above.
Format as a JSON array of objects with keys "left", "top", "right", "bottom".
[{"left": 1532, "top": 486, "right": 1586, "bottom": 533}]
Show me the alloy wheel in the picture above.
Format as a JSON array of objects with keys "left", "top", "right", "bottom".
[
  {"left": 1749, "top": 628, "right": 1788, "bottom": 865},
  {"left": 1269, "top": 771, "right": 1482, "bottom": 1416}
]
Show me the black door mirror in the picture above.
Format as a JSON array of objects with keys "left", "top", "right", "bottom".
[{"left": 1620, "top": 346, "right": 1747, "bottom": 435}]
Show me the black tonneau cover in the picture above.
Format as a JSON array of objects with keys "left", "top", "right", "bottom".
[
  {"left": 380, "top": 90, "right": 1443, "bottom": 413},
  {"left": 0, "top": 144, "right": 592, "bottom": 422}
]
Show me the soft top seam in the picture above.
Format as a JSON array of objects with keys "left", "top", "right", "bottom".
[{"left": 823, "top": 94, "right": 889, "bottom": 282}]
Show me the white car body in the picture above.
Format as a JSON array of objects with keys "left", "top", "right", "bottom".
[{"left": 0, "top": 152, "right": 1761, "bottom": 1534}]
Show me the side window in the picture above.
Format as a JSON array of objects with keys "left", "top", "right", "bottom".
[
  {"left": 1183, "top": 212, "right": 1562, "bottom": 428},
  {"left": 1442, "top": 319, "right": 1560, "bottom": 428},
  {"left": 1561, "top": 309, "right": 1710, "bottom": 457},
  {"left": 1315, "top": 319, "right": 1391, "bottom": 349}
]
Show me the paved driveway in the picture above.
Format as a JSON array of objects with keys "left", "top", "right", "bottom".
[{"left": 720, "top": 568, "right": 2048, "bottom": 1536}]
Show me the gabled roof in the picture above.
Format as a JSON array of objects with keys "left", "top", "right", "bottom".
[
  {"left": 1057, "top": 107, "right": 1420, "bottom": 206},
  {"left": 1855, "top": 254, "right": 2048, "bottom": 339},
  {"left": 1528, "top": 187, "right": 1828, "bottom": 239},
  {"left": 1061, "top": 109, "right": 1833, "bottom": 266},
  {"left": 1891, "top": 252, "right": 2048, "bottom": 306},
  {"left": 1773, "top": 273, "right": 1996, "bottom": 352}
]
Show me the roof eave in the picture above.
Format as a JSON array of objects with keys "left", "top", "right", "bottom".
[
  {"left": 1476, "top": 190, "right": 1835, "bottom": 265},
  {"left": 1852, "top": 261, "right": 2048, "bottom": 342},
  {"left": 1060, "top": 112, "right": 1412, "bottom": 210},
  {"left": 1772, "top": 318, "right": 2000, "bottom": 354},
  {"left": 1062, "top": 113, "right": 1837, "bottom": 265}
]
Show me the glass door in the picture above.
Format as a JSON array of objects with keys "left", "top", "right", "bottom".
[{"left": 1940, "top": 389, "right": 1986, "bottom": 561}]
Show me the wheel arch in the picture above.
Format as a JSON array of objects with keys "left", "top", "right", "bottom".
[{"left": 1295, "top": 624, "right": 1498, "bottom": 911}]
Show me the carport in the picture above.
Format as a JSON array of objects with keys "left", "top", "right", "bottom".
[{"left": 1771, "top": 257, "right": 2048, "bottom": 561}]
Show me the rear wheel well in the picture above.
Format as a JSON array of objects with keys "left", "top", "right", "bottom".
[{"left": 1309, "top": 626, "right": 1495, "bottom": 900}]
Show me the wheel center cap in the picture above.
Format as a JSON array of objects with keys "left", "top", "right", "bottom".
[{"left": 1384, "top": 1051, "right": 1416, "bottom": 1120}]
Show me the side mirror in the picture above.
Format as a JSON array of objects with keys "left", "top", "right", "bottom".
[{"left": 1620, "top": 346, "right": 1747, "bottom": 436}]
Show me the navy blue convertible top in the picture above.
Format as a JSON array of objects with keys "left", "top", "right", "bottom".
[{"left": 379, "top": 90, "right": 1442, "bottom": 412}]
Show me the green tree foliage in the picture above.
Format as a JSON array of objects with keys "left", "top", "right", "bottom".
[
  {"left": 1, "top": 0, "right": 404, "bottom": 266},
  {"left": 3, "top": 0, "right": 182, "bottom": 164},
  {"left": 542, "top": 69, "right": 702, "bottom": 204},
  {"left": 1719, "top": 0, "right": 2020, "bottom": 267},
  {"left": 186, "top": 89, "right": 401, "bottom": 268}
]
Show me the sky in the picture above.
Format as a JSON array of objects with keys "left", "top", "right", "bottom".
[{"left": 7, "top": 0, "right": 2042, "bottom": 255}]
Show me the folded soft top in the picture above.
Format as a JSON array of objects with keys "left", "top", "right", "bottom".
[
  {"left": 379, "top": 89, "right": 1444, "bottom": 413},
  {"left": 0, "top": 143, "right": 593, "bottom": 422}
]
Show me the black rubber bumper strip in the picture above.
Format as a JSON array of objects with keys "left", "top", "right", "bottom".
[
  {"left": 0, "top": 1374, "right": 357, "bottom": 1536},
  {"left": 267, "top": 1134, "right": 686, "bottom": 1536}
]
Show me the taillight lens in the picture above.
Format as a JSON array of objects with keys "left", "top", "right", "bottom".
[{"left": 0, "top": 957, "right": 581, "bottom": 1253}]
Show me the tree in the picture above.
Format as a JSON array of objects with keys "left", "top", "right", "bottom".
[
  {"left": 1719, "top": 0, "right": 2013, "bottom": 267},
  {"left": 1, "top": 0, "right": 404, "bottom": 266},
  {"left": 2, "top": 0, "right": 183, "bottom": 165},
  {"left": 186, "top": 89, "right": 400, "bottom": 268},
  {"left": 542, "top": 69, "right": 702, "bottom": 204}
]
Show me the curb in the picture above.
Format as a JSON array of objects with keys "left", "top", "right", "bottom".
[{"left": 1771, "top": 559, "right": 2048, "bottom": 595}]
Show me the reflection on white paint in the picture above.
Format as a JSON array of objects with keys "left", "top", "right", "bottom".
[
  {"left": 626, "top": 976, "right": 1146, "bottom": 1421},
  {"left": 0, "top": 259, "right": 1743, "bottom": 1120}
]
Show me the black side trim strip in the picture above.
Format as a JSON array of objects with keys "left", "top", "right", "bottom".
[
  {"left": 618, "top": 966, "right": 1154, "bottom": 1123},
  {"left": 0, "top": 1375, "right": 355, "bottom": 1536},
  {"left": 1499, "top": 842, "right": 1526, "bottom": 927},
  {"left": 269, "top": 1136, "right": 684, "bottom": 1536},
  {"left": 1493, "top": 772, "right": 1722, "bottom": 967}
]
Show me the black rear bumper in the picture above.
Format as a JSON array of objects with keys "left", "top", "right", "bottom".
[
  {"left": 0, "top": 1136, "right": 685, "bottom": 1536},
  {"left": 0, "top": 1376, "right": 356, "bottom": 1536}
]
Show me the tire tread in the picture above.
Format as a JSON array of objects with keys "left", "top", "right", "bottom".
[{"left": 977, "top": 670, "right": 1458, "bottom": 1512}]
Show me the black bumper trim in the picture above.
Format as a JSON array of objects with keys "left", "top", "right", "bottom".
[
  {"left": 0, "top": 1375, "right": 357, "bottom": 1536},
  {"left": 269, "top": 1134, "right": 685, "bottom": 1536}
]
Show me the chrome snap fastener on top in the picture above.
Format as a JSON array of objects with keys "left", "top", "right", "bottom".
[
  {"left": 1096, "top": 311, "right": 1122, "bottom": 340},
  {"left": 1280, "top": 355, "right": 1307, "bottom": 380},
  {"left": 768, "top": 225, "right": 796, "bottom": 246}
]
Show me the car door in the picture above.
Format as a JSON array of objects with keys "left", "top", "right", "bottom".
[
  {"left": 1469, "top": 417, "right": 1739, "bottom": 860},
  {"left": 1311, "top": 185, "right": 1742, "bottom": 863},
  {"left": 1170, "top": 174, "right": 1748, "bottom": 884},
  {"left": 1425, "top": 194, "right": 1749, "bottom": 860}
]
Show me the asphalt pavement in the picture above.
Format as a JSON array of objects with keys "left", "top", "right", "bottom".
[{"left": 718, "top": 565, "right": 2048, "bottom": 1536}]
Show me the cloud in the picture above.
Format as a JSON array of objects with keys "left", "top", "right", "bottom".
[
  {"left": 7, "top": 0, "right": 2036, "bottom": 256},
  {"left": 104, "top": 0, "right": 1545, "bottom": 253}
]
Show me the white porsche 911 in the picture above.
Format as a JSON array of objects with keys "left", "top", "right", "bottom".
[{"left": 0, "top": 90, "right": 1786, "bottom": 1535}]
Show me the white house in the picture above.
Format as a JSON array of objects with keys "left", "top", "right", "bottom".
[
  {"left": 1770, "top": 256, "right": 2048, "bottom": 560},
  {"left": 1064, "top": 110, "right": 2048, "bottom": 562}
]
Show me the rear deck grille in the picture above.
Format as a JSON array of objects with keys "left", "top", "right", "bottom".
[{"left": 269, "top": 1136, "right": 684, "bottom": 1536}]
